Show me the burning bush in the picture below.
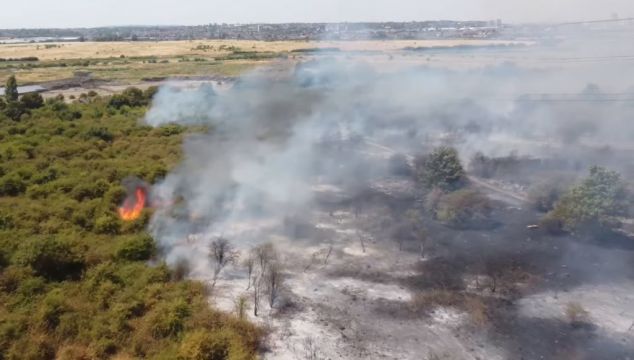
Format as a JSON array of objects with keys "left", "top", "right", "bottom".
[{"left": 118, "top": 179, "right": 149, "bottom": 222}]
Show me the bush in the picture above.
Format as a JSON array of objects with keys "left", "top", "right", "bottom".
[
  {"left": 527, "top": 175, "right": 574, "bottom": 212},
  {"left": 108, "top": 87, "right": 149, "bottom": 109},
  {"left": 3, "top": 101, "right": 26, "bottom": 121},
  {"left": 84, "top": 127, "right": 114, "bottom": 142},
  {"left": 116, "top": 235, "right": 155, "bottom": 261},
  {"left": 0, "top": 173, "right": 27, "bottom": 196},
  {"left": 148, "top": 299, "right": 190, "bottom": 339},
  {"left": 20, "top": 93, "right": 44, "bottom": 110},
  {"left": 178, "top": 330, "right": 230, "bottom": 360},
  {"left": 435, "top": 189, "right": 493, "bottom": 229},
  {"left": 13, "top": 238, "right": 84, "bottom": 281},
  {"left": 94, "top": 215, "right": 120, "bottom": 235},
  {"left": 547, "top": 166, "right": 628, "bottom": 233}
]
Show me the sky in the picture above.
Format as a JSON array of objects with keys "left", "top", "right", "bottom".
[{"left": 1, "top": 0, "right": 633, "bottom": 29}]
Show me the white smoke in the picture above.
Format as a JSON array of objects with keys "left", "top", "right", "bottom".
[{"left": 143, "top": 28, "right": 634, "bottom": 275}]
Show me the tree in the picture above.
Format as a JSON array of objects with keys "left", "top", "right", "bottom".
[
  {"left": 209, "top": 237, "right": 238, "bottom": 288},
  {"left": 547, "top": 166, "right": 628, "bottom": 233},
  {"left": 5, "top": 75, "right": 18, "bottom": 102},
  {"left": 252, "top": 274, "right": 262, "bottom": 317},
  {"left": 254, "top": 243, "right": 276, "bottom": 275},
  {"left": 243, "top": 253, "right": 256, "bottom": 290},
  {"left": 417, "top": 146, "right": 466, "bottom": 191},
  {"left": 266, "top": 262, "right": 283, "bottom": 309},
  {"left": 251, "top": 243, "right": 277, "bottom": 315}
]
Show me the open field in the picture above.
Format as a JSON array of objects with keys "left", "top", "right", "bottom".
[
  {"left": 0, "top": 39, "right": 524, "bottom": 60},
  {"left": 0, "top": 39, "right": 529, "bottom": 85}
]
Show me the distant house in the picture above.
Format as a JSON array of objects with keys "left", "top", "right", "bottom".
[{"left": 0, "top": 85, "right": 46, "bottom": 97}]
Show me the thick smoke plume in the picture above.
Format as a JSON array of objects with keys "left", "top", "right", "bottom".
[{"left": 143, "top": 31, "right": 634, "bottom": 277}]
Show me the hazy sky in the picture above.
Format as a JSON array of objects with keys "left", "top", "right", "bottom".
[{"left": 2, "top": 0, "right": 633, "bottom": 28}]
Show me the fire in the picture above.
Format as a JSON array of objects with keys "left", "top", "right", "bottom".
[{"left": 118, "top": 187, "right": 147, "bottom": 221}]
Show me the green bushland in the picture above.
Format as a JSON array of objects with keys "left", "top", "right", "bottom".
[{"left": 0, "top": 84, "right": 261, "bottom": 359}]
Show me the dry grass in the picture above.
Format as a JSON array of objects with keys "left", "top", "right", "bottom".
[
  {"left": 410, "top": 290, "right": 490, "bottom": 327},
  {"left": 0, "top": 59, "right": 261, "bottom": 84},
  {"left": 0, "top": 39, "right": 525, "bottom": 61},
  {"left": 410, "top": 289, "right": 464, "bottom": 312},
  {"left": 564, "top": 302, "right": 590, "bottom": 325}
]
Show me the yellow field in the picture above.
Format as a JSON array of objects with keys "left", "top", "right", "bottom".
[
  {"left": 0, "top": 39, "right": 530, "bottom": 85},
  {"left": 0, "top": 39, "right": 522, "bottom": 61}
]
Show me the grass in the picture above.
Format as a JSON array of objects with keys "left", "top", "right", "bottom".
[
  {"left": 0, "top": 58, "right": 264, "bottom": 84},
  {"left": 0, "top": 40, "right": 521, "bottom": 61},
  {"left": 0, "top": 39, "right": 528, "bottom": 85}
]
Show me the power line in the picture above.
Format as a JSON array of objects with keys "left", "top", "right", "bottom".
[{"left": 557, "top": 17, "right": 634, "bottom": 26}]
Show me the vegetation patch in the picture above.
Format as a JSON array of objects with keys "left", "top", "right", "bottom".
[{"left": 0, "top": 77, "right": 261, "bottom": 359}]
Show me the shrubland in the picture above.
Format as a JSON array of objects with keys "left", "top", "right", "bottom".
[{"left": 0, "top": 80, "right": 260, "bottom": 359}]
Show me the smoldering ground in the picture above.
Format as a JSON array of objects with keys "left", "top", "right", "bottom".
[{"left": 142, "top": 28, "right": 634, "bottom": 358}]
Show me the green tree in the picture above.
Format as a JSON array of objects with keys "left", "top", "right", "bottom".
[
  {"left": 547, "top": 166, "right": 628, "bottom": 232},
  {"left": 4, "top": 75, "right": 18, "bottom": 102},
  {"left": 417, "top": 146, "right": 466, "bottom": 191}
]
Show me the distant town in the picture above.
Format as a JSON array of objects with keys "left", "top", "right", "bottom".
[{"left": 0, "top": 21, "right": 506, "bottom": 43}]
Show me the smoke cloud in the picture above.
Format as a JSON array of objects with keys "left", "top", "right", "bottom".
[{"left": 143, "top": 29, "right": 634, "bottom": 277}]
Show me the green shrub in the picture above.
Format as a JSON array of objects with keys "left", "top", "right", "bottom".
[
  {"left": 94, "top": 215, "right": 120, "bottom": 235},
  {"left": 178, "top": 330, "right": 230, "bottom": 360},
  {"left": 12, "top": 238, "right": 84, "bottom": 281},
  {"left": 547, "top": 166, "right": 628, "bottom": 233},
  {"left": 20, "top": 93, "right": 44, "bottom": 110},
  {"left": 116, "top": 234, "right": 155, "bottom": 261},
  {"left": 84, "top": 127, "right": 114, "bottom": 142},
  {"left": 0, "top": 173, "right": 28, "bottom": 196},
  {"left": 148, "top": 299, "right": 191, "bottom": 339}
]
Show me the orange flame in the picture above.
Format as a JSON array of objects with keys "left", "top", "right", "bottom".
[{"left": 118, "top": 187, "right": 147, "bottom": 221}]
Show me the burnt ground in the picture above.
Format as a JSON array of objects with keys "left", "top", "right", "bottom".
[{"left": 197, "top": 143, "right": 634, "bottom": 360}]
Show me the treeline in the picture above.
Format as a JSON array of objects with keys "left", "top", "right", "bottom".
[
  {"left": 0, "top": 76, "right": 159, "bottom": 122},
  {"left": 0, "top": 57, "right": 39, "bottom": 62},
  {"left": 0, "top": 76, "right": 261, "bottom": 359}
]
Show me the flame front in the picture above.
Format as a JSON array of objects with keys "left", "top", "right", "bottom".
[{"left": 118, "top": 187, "right": 147, "bottom": 221}]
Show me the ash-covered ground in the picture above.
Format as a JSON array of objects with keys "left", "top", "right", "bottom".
[
  {"left": 141, "top": 24, "right": 634, "bottom": 360},
  {"left": 179, "top": 139, "right": 634, "bottom": 360}
]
